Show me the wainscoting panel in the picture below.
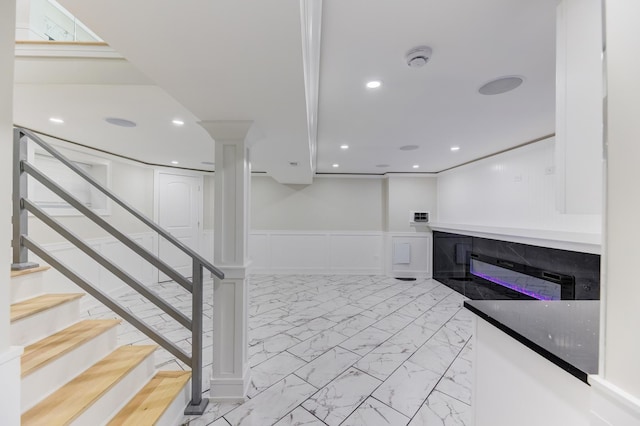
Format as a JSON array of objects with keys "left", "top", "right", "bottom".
[{"left": 386, "top": 233, "right": 432, "bottom": 278}]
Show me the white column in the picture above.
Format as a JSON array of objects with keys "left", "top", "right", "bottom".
[
  {"left": 1, "top": 1, "right": 24, "bottom": 425},
  {"left": 199, "top": 120, "right": 253, "bottom": 401}
]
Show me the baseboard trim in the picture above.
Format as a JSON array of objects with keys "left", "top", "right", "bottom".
[
  {"left": 590, "top": 375, "right": 640, "bottom": 424},
  {"left": 209, "top": 367, "right": 252, "bottom": 402}
]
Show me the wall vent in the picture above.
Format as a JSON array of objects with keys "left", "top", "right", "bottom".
[{"left": 410, "top": 211, "right": 430, "bottom": 224}]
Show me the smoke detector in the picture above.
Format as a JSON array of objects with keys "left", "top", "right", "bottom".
[{"left": 406, "top": 46, "right": 432, "bottom": 68}]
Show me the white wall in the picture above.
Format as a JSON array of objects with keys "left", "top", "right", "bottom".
[
  {"left": 2, "top": 2, "right": 23, "bottom": 425},
  {"left": 437, "top": 137, "right": 601, "bottom": 235},
  {"left": 251, "top": 176, "right": 383, "bottom": 231},
  {"left": 600, "top": 0, "right": 640, "bottom": 404},
  {"left": 386, "top": 176, "right": 437, "bottom": 232},
  {"left": 27, "top": 151, "right": 155, "bottom": 245}
]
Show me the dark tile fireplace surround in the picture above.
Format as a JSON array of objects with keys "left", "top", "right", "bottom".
[{"left": 433, "top": 231, "right": 600, "bottom": 300}]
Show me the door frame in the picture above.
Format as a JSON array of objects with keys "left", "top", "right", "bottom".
[{"left": 153, "top": 168, "right": 204, "bottom": 283}]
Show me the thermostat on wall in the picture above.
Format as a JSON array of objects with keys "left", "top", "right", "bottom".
[{"left": 409, "top": 211, "right": 430, "bottom": 225}]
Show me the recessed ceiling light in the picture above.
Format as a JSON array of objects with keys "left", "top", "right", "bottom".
[
  {"left": 332, "top": 164, "right": 339, "bottom": 168},
  {"left": 376, "top": 164, "right": 390, "bottom": 168},
  {"left": 450, "top": 146, "right": 460, "bottom": 151},
  {"left": 478, "top": 76, "right": 524, "bottom": 95},
  {"left": 412, "top": 165, "right": 420, "bottom": 169},
  {"left": 171, "top": 160, "right": 179, "bottom": 165},
  {"left": 172, "top": 119, "right": 185, "bottom": 126},
  {"left": 366, "top": 81, "right": 381, "bottom": 89},
  {"left": 49, "top": 117, "right": 64, "bottom": 124},
  {"left": 201, "top": 161, "right": 215, "bottom": 166},
  {"left": 340, "top": 145, "right": 349, "bottom": 150},
  {"left": 105, "top": 117, "right": 137, "bottom": 127},
  {"left": 399, "top": 145, "right": 419, "bottom": 151}
]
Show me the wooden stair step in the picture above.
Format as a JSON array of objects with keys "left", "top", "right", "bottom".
[
  {"left": 11, "top": 293, "right": 84, "bottom": 322},
  {"left": 22, "top": 319, "right": 121, "bottom": 378},
  {"left": 108, "top": 371, "right": 191, "bottom": 426},
  {"left": 22, "top": 345, "right": 158, "bottom": 426},
  {"left": 11, "top": 265, "right": 50, "bottom": 278}
]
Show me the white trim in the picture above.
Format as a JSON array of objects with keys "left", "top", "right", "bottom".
[
  {"left": 385, "top": 232, "right": 432, "bottom": 278},
  {"left": 0, "top": 346, "right": 23, "bottom": 366},
  {"left": 590, "top": 375, "right": 640, "bottom": 417},
  {"left": 299, "top": 0, "right": 322, "bottom": 173},
  {"left": 429, "top": 222, "right": 601, "bottom": 254},
  {"left": 15, "top": 42, "right": 120, "bottom": 58}
]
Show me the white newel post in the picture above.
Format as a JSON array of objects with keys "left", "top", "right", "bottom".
[{"left": 199, "top": 120, "right": 253, "bottom": 401}]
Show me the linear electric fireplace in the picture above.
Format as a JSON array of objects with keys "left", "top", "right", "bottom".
[
  {"left": 469, "top": 253, "right": 575, "bottom": 300},
  {"left": 432, "top": 231, "right": 600, "bottom": 301}
]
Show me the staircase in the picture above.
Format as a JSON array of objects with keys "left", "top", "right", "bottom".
[{"left": 11, "top": 266, "right": 191, "bottom": 426}]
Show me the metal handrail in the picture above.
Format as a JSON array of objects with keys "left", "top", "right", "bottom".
[
  {"left": 11, "top": 127, "right": 214, "bottom": 414},
  {"left": 19, "top": 127, "right": 224, "bottom": 280}
]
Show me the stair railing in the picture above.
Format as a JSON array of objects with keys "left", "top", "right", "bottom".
[{"left": 11, "top": 127, "right": 222, "bottom": 415}]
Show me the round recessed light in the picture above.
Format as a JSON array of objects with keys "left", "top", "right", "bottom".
[
  {"left": 366, "top": 80, "right": 382, "bottom": 89},
  {"left": 332, "top": 164, "right": 339, "bottom": 168},
  {"left": 450, "top": 146, "right": 460, "bottom": 152},
  {"left": 399, "top": 145, "right": 419, "bottom": 151},
  {"left": 49, "top": 117, "right": 64, "bottom": 124},
  {"left": 376, "top": 164, "right": 390, "bottom": 168},
  {"left": 478, "top": 76, "right": 524, "bottom": 95},
  {"left": 201, "top": 161, "right": 215, "bottom": 166},
  {"left": 340, "top": 144, "right": 349, "bottom": 150},
  {"left": 171, "top": 160, "right": 179, "bottom": 165},
  {"left": 172, "top": 119, "right": 185, "bottom": 126},
  {"left": 105, "top": 117, "right": 137, "bottom": 128},
  {"left": 412, "top": 165, "right": 420, "bottom": 169}
]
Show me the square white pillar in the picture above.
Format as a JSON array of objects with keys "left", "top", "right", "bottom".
[{"left": 199, "top": 121, "right": 253, "bottom": 401}]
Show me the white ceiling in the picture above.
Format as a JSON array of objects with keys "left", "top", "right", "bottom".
[{"left": 14, "top": 0, "right": 557, "bottom": 182}]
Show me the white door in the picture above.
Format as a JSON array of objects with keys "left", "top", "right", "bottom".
[{"left": 157, "top": 172, "right": 202, "bottom": 282}]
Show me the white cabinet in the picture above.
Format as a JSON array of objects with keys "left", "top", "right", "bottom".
[{"left": 555, "top": 0, "right": 603, "bottom": 214}]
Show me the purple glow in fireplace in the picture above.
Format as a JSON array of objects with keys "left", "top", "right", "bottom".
[{"left": 470, "top": 259, "right": 561, "bottom": 301}]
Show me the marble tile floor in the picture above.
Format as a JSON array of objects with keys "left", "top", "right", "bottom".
[{"left": 81, "top": 274, "right": 473, "bottom": 426}]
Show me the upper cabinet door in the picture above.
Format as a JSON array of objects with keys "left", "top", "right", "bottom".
[{"left": 555, "top": 0, "right": 604, "bottom": 214}]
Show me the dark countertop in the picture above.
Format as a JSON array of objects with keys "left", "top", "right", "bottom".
[{"left": 464, "top": 300, "right": 599, "bottom": 384}]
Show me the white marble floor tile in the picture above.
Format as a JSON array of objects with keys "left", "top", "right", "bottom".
[
  {"left": 249, "top": 333, "right": 302, "bottom": 367},
  {"left": 273, "top": 407, "right": 325, "bottom": 426},
  {"left": 354, "top": 335, "right": 419, "bottom": 381},
  {"left": 409, "top": 333, "right": 461, "bottom": 376},
  {"left": 250, "top": 321, "right": 296, "bottom": 345},
  {"left": 224, "top": 375, "right": 317, "bottom": 426},
  {"left": 302, "top": 368, "right": 381, "bottom": 426},
  {"left": 182, "top": 401, "right": 241, "bottom": 426},
  {"left": 435, "top": 349, "right": 473, "bottom": 405},
  {"left": 329, "top": 314, "right": 377, "bottom": 337},
  {"left": 372, "top": 360, "right": 442, "bottom": 418},
  {"left": 408, "top": 390, "right": 471, "bottom": 426},
  {"left": 341, "top": 397, "right": 409, "bottom": 426},
  {"left": 322, "top": 304, "right": 364, "bottom": 323},
  {"left": 287, "top": 330, "right": 349, "bottom": 362},
  {"left": 339, "top": 327, "right": 393, "bottom": 356},
  {"left": 294, "top": 346, "right": 361, "bottom": 388},
  {"left": 371, "top": 311, "right": 415, "bottom": 334},
  {"left": 284, "top": 317, "right": 337, "bottom": 341},
  {"left": 248, "top": 351, "right": 308, "bottom": 398}
]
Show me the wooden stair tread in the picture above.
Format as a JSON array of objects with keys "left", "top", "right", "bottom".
[
  {"left": 22, "top": 319, "right": 121, "bottom": 377},
  {"left": 11, "top": 293, "right": 84, "bottom": 322},
  {"left": 108, "top": 371, "right": 191, "bottom": 426},
  {"left": 22, "top": 345, "right": 157, "bottom": 426},
  {"left": 10, "top": 265, "right": 50, "bottom": 278}
]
